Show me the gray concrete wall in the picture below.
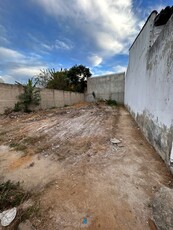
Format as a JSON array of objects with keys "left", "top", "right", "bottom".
[
  {"left": 125, "top": 12, "right": 173, "bottom": 171},
  {"left": 0, "top": 83, "right": 84, "bottom": 114},
  {"left": 86, "top": 73, "right": 125, "bottom": 104}
]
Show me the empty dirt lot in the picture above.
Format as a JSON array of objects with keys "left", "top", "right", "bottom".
[{"left": 0, "top": 102, "right": 172, "bottom": 229}]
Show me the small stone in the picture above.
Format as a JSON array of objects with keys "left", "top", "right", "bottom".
[
  {"left": 55, "top": 185, "right": 60, "bottom": 190},
  {"left": 18, "top": 220, "right": 35, "bottom": 230},
  {"left": 110, "top": 138, "right": 121, "bottom": 144}
]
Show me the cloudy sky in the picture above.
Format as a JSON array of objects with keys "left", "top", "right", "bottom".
[{"left": 0, "top": 0, "right": 172, "bottom": 83}]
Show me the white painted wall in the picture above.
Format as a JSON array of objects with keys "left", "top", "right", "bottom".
[
  {"left": 125, "top": 11, "right": 157, "bottom": 116},
  {"left": 125, "top": 11, "right": 173, "bottom": 169}
]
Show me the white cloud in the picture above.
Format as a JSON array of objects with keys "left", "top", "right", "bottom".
[
  {"left": 33, "top": 0, "right": 140, "bottom": 60},
  {"left": 0, "top": 46, "right": 47, "bottom": 82},
  {"left": 138, "top": 20, "right": 146, "bottom": 29},
  {"left": 10, "top": 66, "right": 45, "bottom": 77},
  {"left": 40, "top": 39, "right": 73, "bottom": 52},
  {"left": 55, "top": 39, "right": 73, "bottom": 50},
  {"left": 154, "top": 5, "right": 165, "bottom": 13},
  {"left": 0, "top": 47, "right": 24, "bottom": 60},
  {"left": 0, "top": 75, "right": 15, "bottom": 84},
  {"left": 0, "top": 36, "right": 9, "bottom": 45},
  {"left": 113, "top": 65, "right": 127, "bottom": 73},
  {"left": 0, "top": 25, "right": 9, "bottom": 45},
  {"left": 89, "top": 55, "right": 102, "bottom": 67},
  {"left": 41, "top": 43, "right": 53, "bottom": 51},
  {"left": 91, "top": 64, "right": 127, "bottom": 77},
  {"left": 91, "top": 69, "right": 114, "bottom": 77}
]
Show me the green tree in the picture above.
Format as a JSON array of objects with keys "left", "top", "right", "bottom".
[
  {"left": 36, "top": 65, "right": 92, "bottom": 93},
  {"left": 46, "top": 69, "right": 70, "bottom": 91},
  {"left": 67, "top": 65, "right": 91, "bottom": 92},
  {"left": 14, "top": 78, "right": 40, "bottom": 112}
]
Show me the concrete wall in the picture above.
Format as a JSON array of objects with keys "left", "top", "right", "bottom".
[
  {"left": 86, "top": 73, "right": 125, "bottom": 103},
  {"left": 125, "top": 11, "right": 173, "bottom": 170},
  {"left": 0, "top": 83, "right": 84, "bottom": 114}
]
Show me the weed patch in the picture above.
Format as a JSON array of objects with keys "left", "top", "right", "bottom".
[
  {"left": 106, "top": 99, "right": 117, "bottom": 106},
  {"left": 9, "top": 143, "right": 27, "bottom": 152},
  {"left": 0, "top": 180, "right": 30, "bottom": 211},
  {"left": 23, "top": 135, "right": 45, "bottom": 145}
]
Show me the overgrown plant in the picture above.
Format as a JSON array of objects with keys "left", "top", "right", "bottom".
[
  {"left": 106, "top": 99, "right": 117, "bottom": 106},
  {"left": 14, "top": 78, "right": 40, "bottom": 112}
]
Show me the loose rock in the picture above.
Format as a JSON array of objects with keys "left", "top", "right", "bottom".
[
  {"left": 110, "top": 138, "right": 121, "bottom": 144},
  {"left": 18, "top": 220, "right": 35, "bottom": 230}
]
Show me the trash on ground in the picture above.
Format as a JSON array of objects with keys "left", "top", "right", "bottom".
[
  {"left": 0, "top": 207, "right": 17, "bottom": 226},
  {"left": 110, "top": 138, "right": 121, "bottom": 144},
  {"left": 83, "top": 217, "right": 87, "bottom": 224}
]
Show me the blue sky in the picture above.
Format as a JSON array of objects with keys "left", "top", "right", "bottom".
[{"left": 0, "top": 0, "right": 172, "bottom": 83}]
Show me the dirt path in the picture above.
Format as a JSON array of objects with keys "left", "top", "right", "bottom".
[{"left": 0, "top": 103, "right": 172, "bottom": 229}]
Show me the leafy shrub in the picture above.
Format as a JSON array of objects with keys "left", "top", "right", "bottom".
[
  {"left": 14, "top": 78, "right": 40, "bottom": 113},
  {"left": 13, "top": 102, "right": 22, "bottom": 112}
]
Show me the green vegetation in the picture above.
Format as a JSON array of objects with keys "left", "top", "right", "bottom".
[
  {"left": 0, "top": 180, "right": 30, "bottom": 211},
  {"left": 21, "top": 202, "right": 40, "bottom": 221},
  {"left": 106, "top": 99, "right": 118, "bottom": 106},
  {"left": 9, "top": 142, "right": 27, "bottom": 152},
  {"left": 36, "top": 64, "right": 91, "bottom": 93},
  {"left": 14, "top": 78, "right": 40, "bottom": 113},
  {"left": 0, "top": 180, "right": 40, "bottom": 226}
]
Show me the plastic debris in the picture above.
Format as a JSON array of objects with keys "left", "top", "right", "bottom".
[
  {"left": 83, "top": 217, "right": 87, "bottom": 224},
  {"left": 110, "top": 138, "right": 121, "bottom": 144},
  {"left": 0, "top": 207, "right": 17, "bottom": 226}
]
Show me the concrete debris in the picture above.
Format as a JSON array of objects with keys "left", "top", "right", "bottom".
[
  {"left": 110, "top": 138, "right": 121, "bottom": 144},
  {"left": 152, "top": 187, "right": 173, "bottom": 230},
  {"left": 0, "top": 207, "right": 17, "bottom": 227},
  {"left": 18, "top": 220, "right": 35, "bottom": 230}
]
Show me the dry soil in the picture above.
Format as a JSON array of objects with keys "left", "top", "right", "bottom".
[{"left": 0, "top": 103, "right": 172, "bottom": 230}]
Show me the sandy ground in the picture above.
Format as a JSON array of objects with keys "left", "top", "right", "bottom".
[{"left": 0, "top": 103, "right": 172, "bottom": 230}]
